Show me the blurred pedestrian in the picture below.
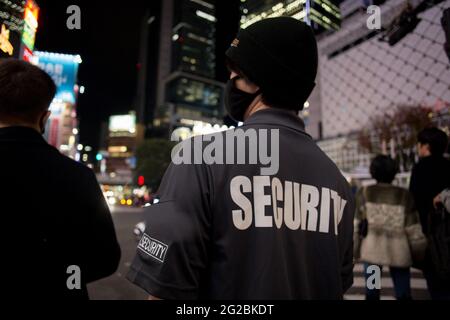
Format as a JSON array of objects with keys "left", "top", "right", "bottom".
[
  {"left": 410, "top": 127, "right": 450, "bottom": 300},
  {"left": 354, "top": 155, "right": 426, "bottom": 300},
  {"left": 0, "top": 59, "right": 121, "bottom": 300},
  {"left": 434, "top": 189, "right": 450, "bottom": 213},
  {"left": 410, "top": 128, "right": 450, "bottom": 234}
]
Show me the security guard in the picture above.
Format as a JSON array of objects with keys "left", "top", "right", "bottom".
[{"left": 127, "top": 17, "right": 355, "bottom": 300}]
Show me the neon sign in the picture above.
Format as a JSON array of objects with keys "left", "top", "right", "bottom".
[
  {"left": 0, "top": 24, "right": 14, "bottom": 56},
  {"left": 22, "top": 0, "right": 39, "bottom": 52},
  {"left": 34, "top": 52, "right": 81, "bottom": 105}
]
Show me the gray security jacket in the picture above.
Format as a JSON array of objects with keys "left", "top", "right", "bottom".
[{"left": 128, "top": 108, "right": 355, "bottom": 300}]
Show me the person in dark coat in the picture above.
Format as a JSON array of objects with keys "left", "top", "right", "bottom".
[
  {"left": 409, "top": 127, "right": 450, "bottom": 300},
  {"left": 410, "top": 128, "right": 450, "bottom": 234},
  {"left": 0, "top": 59, "right": 121, "bottom": 300}
]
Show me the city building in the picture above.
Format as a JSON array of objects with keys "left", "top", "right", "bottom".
[
  {"left": 0, "top": 0, "right": 25, "bottom": 59},
  {"left": 0, "top": 0, "right": 39, "bottom": 61},
  {"left": 237, "top": 0, "right": 341, "bottom": 139},
  {"left": 137, "top": 0, "right": 225, "bottom": 139},
  {"left": 32, "top": 51, "right": 82, "bottom": 159},
  {"left": 97, "top": 113, "right": 139, "bottom": 186},
  {"left": 315, "top": 0, "right": 450, "bottom": 172},
  {"left": 239, "top": 0, "right": 341, "bottom": 32},
  {"left": 238, "top": 0, "right": 449, "bottom": 173},
  {"left": 106, "top": 113, "right": 139, "bottom": 172}
]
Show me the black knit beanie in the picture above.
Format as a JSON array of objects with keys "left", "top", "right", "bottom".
[{"left": 226, "top": 17, "right": 318, "bottom": 111}]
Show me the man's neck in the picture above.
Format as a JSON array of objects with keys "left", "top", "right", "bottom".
[
  {"left": 419, "top": 152, "right": 433, "bottom": 159},
  {"left": 244, "top": 97, "right": 271, "bottom": 121}
]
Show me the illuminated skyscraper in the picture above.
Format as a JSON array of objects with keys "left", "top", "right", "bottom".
[
  {"left": 138, "top": 0, "right": 224, "bottom": 138},
  {"left": 240, "top": 0, "right": 341, "bottom": 33},
  {"left": 171, "top": 0, "right": 217, "bottom": 78},
  {"left": 0, "top": 0, "right": 25, "bottom": 33}
]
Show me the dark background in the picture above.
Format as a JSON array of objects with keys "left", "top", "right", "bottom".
[{"left": 35, "top": 0, "right": 240, "bottom": 151}]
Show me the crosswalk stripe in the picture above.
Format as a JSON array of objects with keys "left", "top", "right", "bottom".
[
  {"left": 353, "top": 264, "right": 423, "bottom": 275},
  {"left": 352, "top": 276, "right": 427, "bottom": 289},
  {"left": 346, "top": 263, "right": 430, "bottom": 300},
  {"left": 344, "top": 294, "right": 396, "bottom": 300}
]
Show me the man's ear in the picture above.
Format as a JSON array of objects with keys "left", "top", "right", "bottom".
[
  {"left": 246, "top": 78, "right": 260, "bottom": 94},
  {"left": 43, "top": 110, "right": 51, "bottom": 123},
  {"left": 39, "top": 110, "right": 51, "bottom": 134},
  {"left": 236, "top": 76, "right": 260, "bottom": 94}
]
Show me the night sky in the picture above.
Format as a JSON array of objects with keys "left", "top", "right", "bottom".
[{"left": 35, "top": 0, "right": 240, "bottom": 151}]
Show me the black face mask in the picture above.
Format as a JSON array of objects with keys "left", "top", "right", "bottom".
[{"left": 224, "top": 76, "right": 261, "bottom": 122}]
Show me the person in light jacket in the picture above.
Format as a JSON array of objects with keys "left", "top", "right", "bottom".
[{"left": 354, "top": 155, "right": 424, "bottom": 300}]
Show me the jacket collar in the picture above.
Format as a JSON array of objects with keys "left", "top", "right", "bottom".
[
  {"left": 0, "top": 126, "right": 47, "bottom": 144},
  {"left": 243, "top": 108, "right": 311, "bottom": 138}
]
